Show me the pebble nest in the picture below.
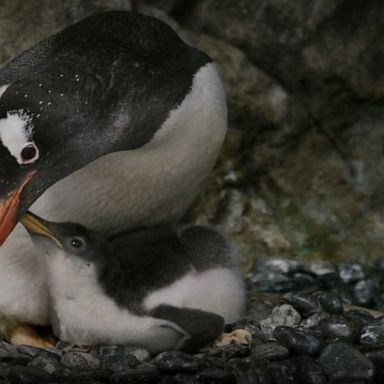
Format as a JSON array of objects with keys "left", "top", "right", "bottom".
[{"left": 2, "top": 258, "right": 384, "bottom": 383}]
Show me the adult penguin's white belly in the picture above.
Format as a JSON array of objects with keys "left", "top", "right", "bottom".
[{"left": 0, "top": 63, "right": 227, "bottom": 333}]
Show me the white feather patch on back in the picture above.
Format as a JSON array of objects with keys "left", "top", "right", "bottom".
[
  {"left": 144, "top": 267, "right": 245, "bottom": 323},
  {"left": 0, "top": 110, "right": 37, "bottom": 164},
  {"left": 0, "top": 84, "right": 10, "bottom": 99}
]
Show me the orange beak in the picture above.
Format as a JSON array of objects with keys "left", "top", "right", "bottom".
[{"left": 0, "top": 171, "right": 37, "bottom": 245}]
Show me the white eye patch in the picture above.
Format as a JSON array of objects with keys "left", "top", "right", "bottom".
[{"left": 0, "top": 110, "right": 39, "bottom": 165}]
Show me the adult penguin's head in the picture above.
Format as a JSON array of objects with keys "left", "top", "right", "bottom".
[{"left": 0, "top": 11, "right": 214, "bottom": 244}]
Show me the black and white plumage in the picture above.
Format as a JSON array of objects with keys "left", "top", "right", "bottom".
[
  {"left": 0, "top": 11, "right": 227, "bottom": 335},
  {"left": 22, "top": 212, "right": 245, "bottom": 353}
]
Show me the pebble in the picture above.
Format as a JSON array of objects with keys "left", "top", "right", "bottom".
[
  {"left": 241, "top": 323, "right": 265, "bottom": 343},
  {"left": 365, "top": 349, "right": 384, "bottom": 382},
  {"left": 359, "top": 317, "right": 384, "bottom": 345},
  {"left": 254, "top": 365, "right": 273, "bottom": 384},
  {"left": 0, "top": 364, "right": 12, "bottom": 379},
  {"left": 301, "top": 312, "right": 328, "bottom": 329},
  {"left": 199, "top": 357, "right": 224, "bottom": 369},
  {"left": 317, "top": 273, "right": 354, "bottom": 302},
  {"left": 66, "top": 368, "right": 111, "bottom": 383},
  {"left": 249, "top": 271, "right": 296, "bottom": 292},
  {"left": 0, "top": 350, "right": 31, "bottom": 366},
  {"left": 252, "top": 342, "right": 289, "bottom": 361},
  {"left": 93, "top": 345, "right": 142, "bottom": 371},
  {"left": 263, "top": 259, "right": 301, "bottom": 274},
  {"left": 27, "top": 356, "right": 66, "bottom": 375},
  {"left": 319, "top": 315, "right": 362, "bottom": 341},
  {"left": 347, "top": 309, "right": 376, "bottom": 325},
  {"left": 0, "top": 344, "right": 15, "bottom": 354},
  {"left": 7, "top": 366, "right": 53, "bottom": 384},
  {"left": 282, "top": 292, "right": 319, "bottom": 316},
  {"left": 305, "top": 260, "right": 336, "bottom": 276},
  {"left": 16, "top": 345, "right": 60, "bottom": 360},
  {"left": 260, "top": 304, "right": 301, "bottom": 340},
  {"left": 247, "top": 296, "right": 275, "bottom": 323},
  {"left": 226, "top": 358, "right": 259, "bottom": 384},
  {"left": 318, "top": 291, "right": 344, "bottom": 314},
  {"left": 267, "top": 359, "right": 297, "bottom": 384},
  {"left": 120, "top": 346, "right": 151, "bottom": 363},
  {"left": 339, "top": 262, "right": 365, "bottom": 283},
  {"left": 155, "top": 351, "right": 202, "bottom": 373},
  {"left": 164, "top": 373, "right": 201, "bottom": 384},
  {"left": 319, "top": 342, "right": 374, "bottom": 381},
  {"left": 206, "top": 343, "right": 250, "bottom": 360},
  {"left": 290, "top": 273, "right": 317, "bottom": 291},
  {"left": 259, "top": 318, "right": 276, "bottom": 341},
  {"left": 197, "top": 368, "right": 234, "bottom": 383},
  {"left": 274, "top": 326, "right": 323, "bottom": 356},
  {"left": 160, "top": 373, "right": 200, "bottom": 384},
  {"left": 297, "top": 356, "right": 327, "bottom": 384},
  {"left": 110, "top": 367, "right": 161, "bottom": 384},
  {"left": 61, "top": 351, "right": 101, "bottom": 369},
  {"left": 354, "top": 279, "right": 379, "bottom": 306}
]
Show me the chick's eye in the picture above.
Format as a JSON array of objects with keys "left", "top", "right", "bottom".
[{"left": 70, "top": 238, "right": 85, "bottom": 249}]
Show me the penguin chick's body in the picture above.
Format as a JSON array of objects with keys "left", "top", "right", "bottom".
[{"left": 22, "top": 213, "right": 245, "bottom": 354}]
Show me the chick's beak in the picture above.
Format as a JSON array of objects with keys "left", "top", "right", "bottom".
[
  {"left": 0, "top": 171, "right": 37, "bottom": 246},
  {"left": 21, "top": 211, "right": 63, "bottom": 249}
]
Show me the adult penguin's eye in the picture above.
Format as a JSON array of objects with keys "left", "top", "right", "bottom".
[
  {"left": 70, "top": 237, "right": 85, "bottom": 250},
  {"left": 21, "top": 143, "right": 38, "bottom": 162}
]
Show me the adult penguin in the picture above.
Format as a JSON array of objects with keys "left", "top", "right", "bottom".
[{"left": 0, "top": 11, "right": 227, "bottom": 346}]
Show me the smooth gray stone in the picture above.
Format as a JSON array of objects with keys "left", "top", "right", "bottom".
[
  {"left": 252, "top": 342, "right": 289, "bottom": 362},
  {"left": 154, "top": 351, "right": 202, "bottom": 373},
  {"left": 274, "top": 326, "right": 322, "bottom": 356},
  {"left": 319, "top": 342, "right": 374, "bottom": 381},
  {"left": 61, "top": 351, "right": 101, "bottom": 369},
  {"left": 7, "top": 366, "right": 53, "bottom": 384}
]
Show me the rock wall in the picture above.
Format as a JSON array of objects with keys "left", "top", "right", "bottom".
[
  {"left": 1, "top": 0, "right": 383, "bottom": 265},
  {"left": 0, "top": 0, "right": 131, "bottom": 64},
  {"left": 141, "top": 0, "right": 384, "bottom": 265}
]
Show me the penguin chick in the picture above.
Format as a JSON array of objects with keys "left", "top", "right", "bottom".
[{"left": 22, "top": 212, "right": 245, "bottom": 354}]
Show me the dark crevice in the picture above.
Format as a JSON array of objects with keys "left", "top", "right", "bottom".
[
  {"left": 229, "top": 49, "right": 356, "bottom": 177},
  {"left": 170, "top": 0, "right": 204, "bottom": 23}
]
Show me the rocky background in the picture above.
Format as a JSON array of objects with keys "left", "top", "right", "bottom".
[
  {"left": 146, "top": 0, "right": 384, "bottom": 267},
  {"left": 1, "top": 0, "right": 384, "bottom": 267},
  {"left": 2, "top": 2, "right": 384, "bottom": 383}
]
